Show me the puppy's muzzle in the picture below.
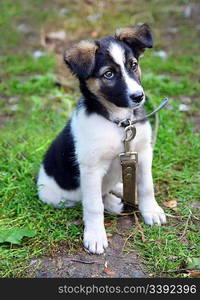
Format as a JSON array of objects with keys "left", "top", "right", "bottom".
[{"left": 130, "top": 91, "right": 144, "bottom": 103}]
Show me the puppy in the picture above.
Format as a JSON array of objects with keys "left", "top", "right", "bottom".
[{"left": 37, "top": 24, "right": 166, "bottom": 254}]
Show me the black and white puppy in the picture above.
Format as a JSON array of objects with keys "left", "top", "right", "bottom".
[{"left": 37, "top": 24, "right": 166, "bottom": 254}]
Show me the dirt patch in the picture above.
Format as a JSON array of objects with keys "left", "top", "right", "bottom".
[
  {"left": 189, "top": 114, "right": 200, "bottom": 132},
  {"left": 28, "top": 216, "right": 148, "bottom": 278},
  {"left": 0, "top": 115, "right": 8, "bottom": 127},
  {"left": 0, "top": 114, "right": 13, "bottom": 128}
]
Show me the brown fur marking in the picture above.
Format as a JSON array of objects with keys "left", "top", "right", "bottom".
[
  {"left": 115, "top": 24, "right": 152, "bottom": 50},
  {"left": 116, "top": 27, "right": 138, "bottom": 40},
  {"left": 65, "top": 40, "right": 98, "bottom": 64},
  {"left": 86, "top": 77, "right": 101, "bottom": 95}
]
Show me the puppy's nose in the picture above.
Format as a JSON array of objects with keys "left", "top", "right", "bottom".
[{"left": 130, "top": 91, "right": 144, "bottom": 103}]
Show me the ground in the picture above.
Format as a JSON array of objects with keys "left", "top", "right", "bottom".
[
  {"left": 28, "top": 216, "right": 148, "bottom": 278},
  {"left": 0, "top": 0, "right": 200, "bottom": 278}
]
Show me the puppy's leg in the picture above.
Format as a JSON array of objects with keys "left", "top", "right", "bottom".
[
  {"left": 81, "top": 165, "right": 108, "bottom": 254},
  {"left": 138, "top": 146, "right": 166, "bottom": 225}
]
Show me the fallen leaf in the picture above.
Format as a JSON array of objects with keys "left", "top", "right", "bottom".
[
  {"left": 0, "top": 227, "right": 37, "bottom": 245},
  {"left": 103, "top": 268, "right": 116, "bottom": 275},
  {"left": 104, "top": 220, "right": 113, "bottom": 227},
  {"left": 91, "top": 31, "right": 98, "bottom": 38},
  {"left": 107, "top": 233, "right": 113, "bottom": 238},
  {"left": 184, "top": 257, "right": 200, "bottom": 277},
  {"left": 163, "top": 199, "right": 177, "bottom": 209},
  {"left": 186, "top": 257, "right": 200, "bottom": 269},
  {"left": 188, "top": 271, "right": 200, "bottom": 278}
]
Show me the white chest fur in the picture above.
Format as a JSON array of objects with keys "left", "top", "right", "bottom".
[{"left": 71, "top": 108, "right": 152, "bottom": 194}]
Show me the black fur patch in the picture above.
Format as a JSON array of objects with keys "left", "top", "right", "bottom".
[{"left": 43, "top": 120, "right": 80, "bottom": 190}]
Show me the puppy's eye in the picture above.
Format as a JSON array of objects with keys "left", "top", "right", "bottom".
[
  {"left": 103, "top": 71, "right": 114, "bottom": 79},
  {"left": 130, "top": 61, "right": 138, "bottom": 71}
]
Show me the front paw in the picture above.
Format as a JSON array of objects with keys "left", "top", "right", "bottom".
[
  {"left": 83, "top": 227, "right": 108, "bottom": 254},
  {"left": 140, "top": 204, "right": 166, "bottom": 226}
]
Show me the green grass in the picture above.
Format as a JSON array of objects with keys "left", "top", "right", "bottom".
[
  {"left": 126, "top": 100, "right": 200, "bottom": 275},
  {"left": 0, "top": 0, "right": 200, "bottom": 277},
  {"left": 0, "top": 84, "right": 82, "bottom": 277}
]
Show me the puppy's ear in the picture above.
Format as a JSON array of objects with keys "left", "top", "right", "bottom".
[
  {"left": 115, "top": 24, "right": 153, "bottom": 57},
  {"left": 64, "top": 40, "right": 98, "bottom": 79}
]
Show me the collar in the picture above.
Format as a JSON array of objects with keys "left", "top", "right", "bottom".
[{"left": 113, "top": 98, "right": 169, "bottom": 128}]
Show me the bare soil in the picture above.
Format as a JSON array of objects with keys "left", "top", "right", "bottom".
[{"left": 29, "top": 216, "right": 148, "bottom": 278}]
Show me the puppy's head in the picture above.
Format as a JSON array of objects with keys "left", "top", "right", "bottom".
[{"left": 64, "top": 24, "right": 153, "bottom": 109}]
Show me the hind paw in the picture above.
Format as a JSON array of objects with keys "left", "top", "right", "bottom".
[{"left": 103, "top": 193, "right": 123, "bottom": 214}]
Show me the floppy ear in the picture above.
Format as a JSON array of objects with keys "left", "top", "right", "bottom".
[
  {"left": 64, "top": 40, "right": 98, "bottom": 79},
  {"left": 115, "top": 24, "right": 153, "bottom": 57}
]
